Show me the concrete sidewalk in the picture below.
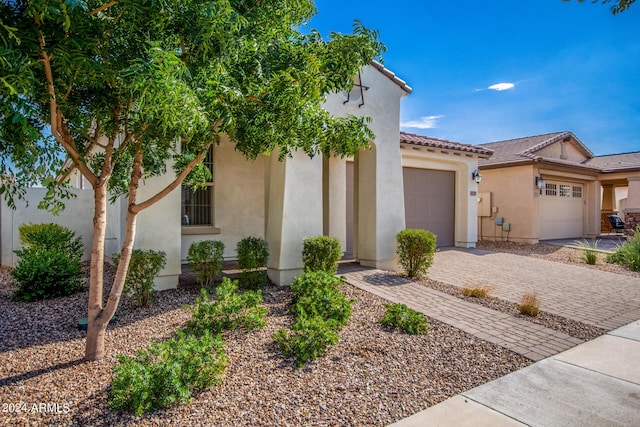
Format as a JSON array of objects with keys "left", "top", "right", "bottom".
[{"left": 390, "top": 320, "right": 640, "bottom": 427}]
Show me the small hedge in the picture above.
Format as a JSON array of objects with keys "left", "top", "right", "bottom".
[
  {"left": 18, "top": 222, "right": 84, "bottom": 260},
  {"left": 237, "top": 236, "right": 269, "bottom": 289},
  {"left": 396, "top": 229, "right": 436, "bottom": 278},
  {"left": 184, "top": 278, "right": 267, "bottom": 336},
  {"left": 11, "top": 223, "right": 84, "bottom": 302},
  {"left": 380, "top": 303, "right": 428, "bottom": 335},
  {"left": 109, "top": 330, "right": 227, "bottom": 416},
  {"left": 113, "top": 249, "right": 166, "bottom": 307},
  {"left": 187, "top": 240, "right": 225, "bottom": 288},
  {"left": 274, "top": 271, "right": 352, "bottom": 367},
  {"left": 11, "top": 248, "right": 83, "bottom": 302},
  {"left": 302, "top": 235, "right": 342, "bottom": 274}
]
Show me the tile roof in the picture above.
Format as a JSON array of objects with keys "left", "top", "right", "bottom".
[
  {"left": 478, "top": 131, "right": 593, "bottom": 166},
  {"left": 400, "top": 132, "right": 494, "bottom": 157},
  {"left": 371, "top": 61, "right": 412, "bottom": 94},
  {"left": 585, "top": 151, "right": 640, "bottom": 172}
]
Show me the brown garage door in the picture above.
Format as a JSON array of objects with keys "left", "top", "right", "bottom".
[{"left": 403, "top": 167, "right": 455, "bottom": 247}]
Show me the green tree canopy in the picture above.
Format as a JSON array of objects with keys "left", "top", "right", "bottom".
[{"left": 0, "top": 0, "right": 384, "bottom": 360}]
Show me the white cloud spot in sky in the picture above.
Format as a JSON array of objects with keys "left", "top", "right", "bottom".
[
  {"left": 400, "top": 115, "right": 444, "bottom": 129},
  {"left": 488, "top": 82, "right": 515, "bottom": 91}
]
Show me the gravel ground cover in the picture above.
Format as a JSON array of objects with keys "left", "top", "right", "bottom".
[{"left": 0, "top": 266, "right": 529, "bottom": 427}]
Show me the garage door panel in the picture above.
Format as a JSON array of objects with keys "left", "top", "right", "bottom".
[
  {"left": 540, "top": 181, "right": 583, "bottom": 240},
  {"left": 403, "top": 167, "right": 455, "bottom": 247}
]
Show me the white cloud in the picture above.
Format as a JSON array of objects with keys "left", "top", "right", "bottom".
[
  {"left": 400, "top": 115, "right": 444, "bottom": 129},
  {"left": 488, "top": 82, "right": 515, "bottom": 91}
]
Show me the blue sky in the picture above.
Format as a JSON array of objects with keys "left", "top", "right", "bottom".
[{"left": 309, "top": 0, "right": 639, "bottom": 156}]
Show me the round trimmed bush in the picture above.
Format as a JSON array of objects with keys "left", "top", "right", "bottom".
[
  {"left": 11, "top": 248, "right": 83, "bottom": 301},
  {"left": 302, "top": 235, "right": 342, "bottom": 274},
  {"left": 396, "top": 229, "right": 436, "bottom": 278}
]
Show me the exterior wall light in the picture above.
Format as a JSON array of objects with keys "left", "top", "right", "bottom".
[
  {"left": 472, "top": 169, "right": 482, "bottom": 184},
  {"left": 536, "top": 176, "right": 546, "bottom": 190}
]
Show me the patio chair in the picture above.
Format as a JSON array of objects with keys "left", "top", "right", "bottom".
[{"left": 607, "top": 215, "right": 625, "bottom": 234}]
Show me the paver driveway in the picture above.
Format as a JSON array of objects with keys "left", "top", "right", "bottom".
[{"left": 429, "top": 248, "right": 640, "bottom": 330}]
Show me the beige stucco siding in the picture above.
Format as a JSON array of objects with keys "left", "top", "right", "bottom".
[
  {"left": 479, "top": 165, "right": 538, "bottom": 243},
  {"left": 181, "top": 135, "right": 266, "bottom": 261},
  {"left": 535, "top": 140, "right": 589, "bottom": 163}
]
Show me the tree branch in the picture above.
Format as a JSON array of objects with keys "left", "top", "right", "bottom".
[
  {"left": 35, "top": 17, "right": 97, "bottom": 186},
  {"left": 131, "top": 144, "right": 211, "bottom": 213},
  {"left": 88, "top": 1, "right": 118, "bottom": 17}
]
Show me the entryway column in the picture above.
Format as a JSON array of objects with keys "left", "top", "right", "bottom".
[
  {"left": 266, "top": 150, "right": 323, "bottom": 285},
  {"left": 322, "top": 156, "right": 347, "bottom": 252},
  {"left": 601, "top": 183, "right": 616, "bottom": 233},
  {"left": 356, "top": 140, "right": 406, "bottom": 270},
  {"left": 623, "top": 176, "right": 640, "bottom": 236}
]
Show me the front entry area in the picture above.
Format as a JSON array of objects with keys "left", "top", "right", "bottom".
[{"left": 402, "top": 167, "right": 455, "bottom": 247}]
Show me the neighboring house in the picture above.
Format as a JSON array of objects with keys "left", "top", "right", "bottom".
[
  {"left": 0, "top": 63, "right": 492, "bottom": 288},
  {"left": 477, "top": 131, "right": 640, "bottom": 243}
]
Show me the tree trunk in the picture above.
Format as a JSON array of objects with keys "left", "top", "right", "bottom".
[
  {"left": 85, "top": 148, "right": 143, "bottom": 361},
  {"left": 85, "top": 182, "right": 109, "bottom": 361}
]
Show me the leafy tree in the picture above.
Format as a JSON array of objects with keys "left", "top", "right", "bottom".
[
  {"left": 562, "top": 0, "right": 636, "bottom": 14},
  {"left": 0, "top": 0, "right": 384, "bottom": 361}
]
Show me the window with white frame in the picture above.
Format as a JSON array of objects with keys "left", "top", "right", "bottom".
[
  {"left": 545, "top": 183, "right": 557, "bottom": 196},
  {"left": 181, "top": 147, "right": 214, "bottom": 226},
  {"left": 572, "top": 186, "right": 582, "bottom": 198},
  {"left": 559, "top": 185, "right": 571, "bottom": 198}
]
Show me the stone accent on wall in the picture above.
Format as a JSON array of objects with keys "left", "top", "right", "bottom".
[{"left": 624, "top": 209, "right": 640, "bottom": 236}]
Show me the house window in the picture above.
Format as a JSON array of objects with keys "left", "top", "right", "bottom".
[
  {"left": 545, "top": 183, "right": 557, "bottom": 196},
  {"left": 181, "top": 147, "right": 214, "bottom": 226},
  {"left": 559, "top": 185, "right": 571, "bottom": 198},
  {"left": 572, "top": 186, "right": 582, "bottom": 198}
]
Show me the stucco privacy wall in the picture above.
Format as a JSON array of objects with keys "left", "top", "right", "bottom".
[
  {"left": 180, "top": 135, "right": 266, "bottom": 261},
  {"left": 323, "top": 65, "right": 408, "bottom": 270},
  {"left": 0, "top": 188, "right": 120, "bottom": 266},
  {"left": 400, "top": 147, "right": 480, "bottom": 247}
]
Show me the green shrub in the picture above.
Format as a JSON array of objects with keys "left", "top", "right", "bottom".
[
  {"left": 109, "top": 330, "right": 227, "bottom": 416},
  {"left": 10, "top": 223, "right": 85, "bottom": 302},
  {"left": 380, "top": 303, "right": 428, "bottom": 335},
  {"left": 113, "top": 249, "right": 166, "bottom": 307},
  {"left": 396, "top": 229, "right": 436, "bottom": 278},
  {"left": 290, "top": 270, "right": 344, "bottom": 302},
  {"left": 184, "top": 278, "right": 267, "bottom": 336},
  {"left": 236, "top": 237, "right": 269, "bottom": 290},
  {"left": 274, "top": 271, "right": 351, "bottom": 367},
  {"left": 606, "top": 230, "right": 640, "bottom": 271},
  {"left": 187, "top": 240, "right": 225, "bottom": 288},
  {"left": 292, "top": 286, "right": 353, "bottom": 330},
  {"left": 273, "top": 315, "right": 340, "bottom": 368},
  {"left": 18, "top": 223, "right": 84, "bottom": 260},
  {"left": 11, "top": 248, "right": 83, "bottom": 301},
  {"left": 302, "top": 235, "right": 342, "bottom": 274},
  {"left": 574, "top": 239, "right": 600, "bottom": 265}
]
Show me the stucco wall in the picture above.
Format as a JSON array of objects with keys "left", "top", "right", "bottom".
[
  {"left": 478, "top": 165, "right": 538, "bottom": 243},
  {"left": 536, "top": 139, "right": 589, "bottom": 163},
  {"left": 134, "top": 161, "right": 182, "bottom": 291},
  {"left": 323, "top": 65, "right": 407, "bottom": 270},
  {"left": 1, "top": 189, "right": 95, "bottom": 266},
  {"left": 180, "top": 135, "right": 266, "bottom": 262}
]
